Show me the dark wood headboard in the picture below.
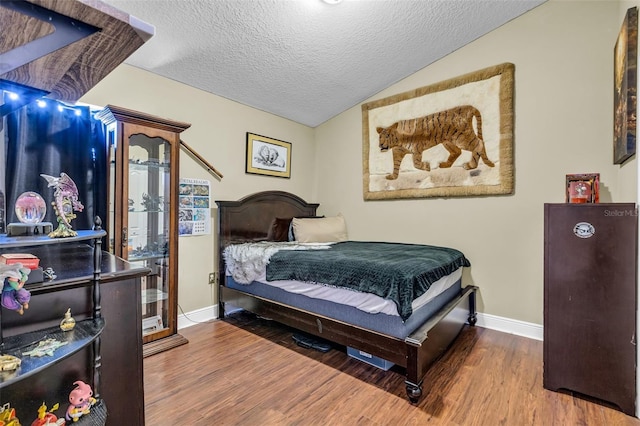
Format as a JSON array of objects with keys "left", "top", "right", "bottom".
[{"left": 215, "top": 191, "right": 319, "bottom": 286}]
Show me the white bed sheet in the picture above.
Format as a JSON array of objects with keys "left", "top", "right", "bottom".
[{"left": 226, "top": 266, "right": 462, "bottom": 317}]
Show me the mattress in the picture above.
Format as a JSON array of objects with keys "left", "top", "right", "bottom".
[
  {"left": 232, "top": 267, "right": 463, "bottom": 317},
  {"left": 224, "top": 241, "right": 469, "bottom": 320},
  {"left": 224, "top": 270, "right": 463, "bottom": 339}
]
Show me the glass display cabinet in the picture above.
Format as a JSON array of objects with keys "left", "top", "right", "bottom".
[{"left": 96, "top": 105, "right": 189, "bottom": 356}]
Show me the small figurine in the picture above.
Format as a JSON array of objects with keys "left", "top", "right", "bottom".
[
  {"left": 14, "top": 191, "right": 47, "bottom": 224},
  {"left": 31, "top": 402, "right": 65, "bottom": 426},
  {"left": 0, "top": 402, "right": 20, "bottom": 426},
  {"left": 43, "top": 267, "right": 57, "bottom": 281},
  {"left": 66, "top": 381, "right": 96, "bottom": 422},
  {"left": 0, "top": 263, "right": 31, "bottom": 315},
  {"left": 0, "top": 355, "right": 21, "bottom": 372},
  {"left": 40, "top": 173, "right": 84, "bottom": 238},
  {"left": 141, "top": 193, "right": 163, "bottom": 212},
  {"left": 60, "top": 308, "right": 76, "bottom": 332},
  {"left": 22, "top": 338, "right": 68, "bottom": 357}
]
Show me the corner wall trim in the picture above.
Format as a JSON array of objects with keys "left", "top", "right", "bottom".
[
  {"left": 475, "top": 312, "right": 543, "bottom": 341},
  {"left": 177, "top": 305, "right": 218, "bottom": 330}
]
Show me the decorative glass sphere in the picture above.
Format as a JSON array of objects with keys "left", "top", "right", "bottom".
[{"left": 14, "top": 191, "right": 47, "bottom": 224}]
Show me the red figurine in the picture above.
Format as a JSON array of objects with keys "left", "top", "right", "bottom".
[{"left": 31, "top": 402, "right": 65, "bottom": 426}]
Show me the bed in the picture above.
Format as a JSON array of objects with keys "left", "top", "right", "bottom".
[{"left": 216, "top": 190, "right": 478, "bottom": 402}]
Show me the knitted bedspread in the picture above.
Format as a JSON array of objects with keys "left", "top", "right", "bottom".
[
  {"left": 266, "top": 241, "right": 470, "bottom": 321},
  {"left": 223, "top": 241, "right": 332, "bottom": 284}
]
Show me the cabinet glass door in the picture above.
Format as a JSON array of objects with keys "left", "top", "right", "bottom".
[
  {"left": 97, "top": 105, "right": 189, "bottom": 353},
  {"left": 127, "top": 134, "right": 171, "bottom": 339}
]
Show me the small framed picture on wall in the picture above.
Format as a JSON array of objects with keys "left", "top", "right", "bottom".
[
  {"left": 245, "top": 132, "right": 292, "bottom": 178},
  {"left": 566, "top": 173, "right": 600, "bottom": 203}
]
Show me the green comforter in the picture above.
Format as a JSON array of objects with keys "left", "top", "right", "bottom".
[{"left": 266, "top": 241, "right": 470, "bottom": 321}]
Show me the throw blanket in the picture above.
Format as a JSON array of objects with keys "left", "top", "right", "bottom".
[
  {"left": 223, "top": 241, "right": 332, "bottom": 284},
  {"left": 266, "top": 241, "right": 470, "bottom": 321}
]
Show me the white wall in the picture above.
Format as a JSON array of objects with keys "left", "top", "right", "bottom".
[{"left": 314, "top": 0, "right": 634, "bottom": 326}]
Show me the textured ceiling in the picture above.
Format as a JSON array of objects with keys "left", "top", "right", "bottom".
[{"left": 102, "top": 0, "right": 545, "bottom": 127}]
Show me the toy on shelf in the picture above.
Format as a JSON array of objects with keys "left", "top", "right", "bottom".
[
  {"left": 0, "top": 402, "right": 20, "bottom": 426},
  {"left": 40, "top": 173, "right": 84, "bottom": 238},
  {"left": 22, "top": 338, "right": 68, "bottom": 358},
  {"left": 31, "top": 402, "right": 65, "bottom": 426},
  {"left": 0, "top": 355, "right": 21, "bottom": 372},
  {"left": 66, "top": 381, "right": 96, "bottom": 423},
  {"left": 43, "top": 267, "right": 57, "bottom": 281},
  {"left": 141, "top": 193, "right": 163, "bottom": 212},
  {"left": 60, "top": 308, "right": 76, "bottom": 332},
  {"left": 14, "top": 191, "right": 47, "bottom": 224},
  {"left": 0, "top": 263, "right": 31, "bottom": 315}
]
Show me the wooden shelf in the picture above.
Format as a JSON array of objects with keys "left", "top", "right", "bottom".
[
  {"left": 0, "top": 318, "right": 105, "bottom": 388},
  {"left": 74, "top": 399, "right": 108, "bottom": 426},
  {"left": 0, "top": 0, "right": 153, "bottom": 104},
  {"left": 0, "top": 239, "right": 106, "bottom": 295},
  {"left": 0, "top": 218, "right": 146, "bottom": 421}
]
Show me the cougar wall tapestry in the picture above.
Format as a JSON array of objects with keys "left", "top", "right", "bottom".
[{"left": 362, "top": 63, "right": 514, "bottom": 200}]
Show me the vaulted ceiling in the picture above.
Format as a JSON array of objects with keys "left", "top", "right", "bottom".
[{"left": 102, "top": 0, "right": 546, "bottom": 127}]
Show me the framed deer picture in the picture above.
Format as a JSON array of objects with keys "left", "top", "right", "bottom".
[{"left": 361, "top": 63, "right": 515, "bottom": 200}]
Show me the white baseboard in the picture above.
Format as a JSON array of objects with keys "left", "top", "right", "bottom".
[
  {"left": 476, "top": 312, "right": 543, "bottom": 341},
  {"left": 179, "top": 304, "right": 543, "bottom": 341},
  {"left": 177, "top": 304, "right": 218, "bottom": 330}
]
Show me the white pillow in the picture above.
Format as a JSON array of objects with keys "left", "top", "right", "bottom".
[{"left": 292, "top": 214, "right": 348, "bottom": 243}]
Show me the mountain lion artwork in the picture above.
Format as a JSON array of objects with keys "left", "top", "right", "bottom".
[
  {"left": 362, "top": 62, "right": 514, "bottom": 200},
  {"left": 376, "top": 105, "right": 494, "bottom": 180}
]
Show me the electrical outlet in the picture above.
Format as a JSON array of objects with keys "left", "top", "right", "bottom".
[{"left": 208, "top": 272, "right": 216, "bottom": 285}]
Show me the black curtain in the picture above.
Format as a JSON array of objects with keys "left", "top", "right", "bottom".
[{"left": 4, "top": 101, "right": 107, "bottom": 231}]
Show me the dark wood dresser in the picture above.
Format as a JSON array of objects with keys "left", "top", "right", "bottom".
[
  {"left": 544, "top": 203, "right": 637, "bottom": 416},
  {"left": 1, "top": 241, "right": 149, "bottom": 425}
]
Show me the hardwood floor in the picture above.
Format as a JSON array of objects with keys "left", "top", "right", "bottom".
[{"left": 144, "top": 312, "right": 640, "bottom": 425}]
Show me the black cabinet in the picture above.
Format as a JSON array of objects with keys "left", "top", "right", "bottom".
[
  {"left": 0, "top": 226, "right": 149, "bottom": 425},
  {"left": 543, "top": 203, "right": 637, "bottom": 416}
]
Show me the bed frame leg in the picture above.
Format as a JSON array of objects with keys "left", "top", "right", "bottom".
[
  {"left": 467, "top": 287, "right": 477, "bottom": 326},
  {"left": 405, "top": 381, "right": 422, "bottom": 404},
  {"left": 218, "top": 301, "right": 226, "bottom": 319}
]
